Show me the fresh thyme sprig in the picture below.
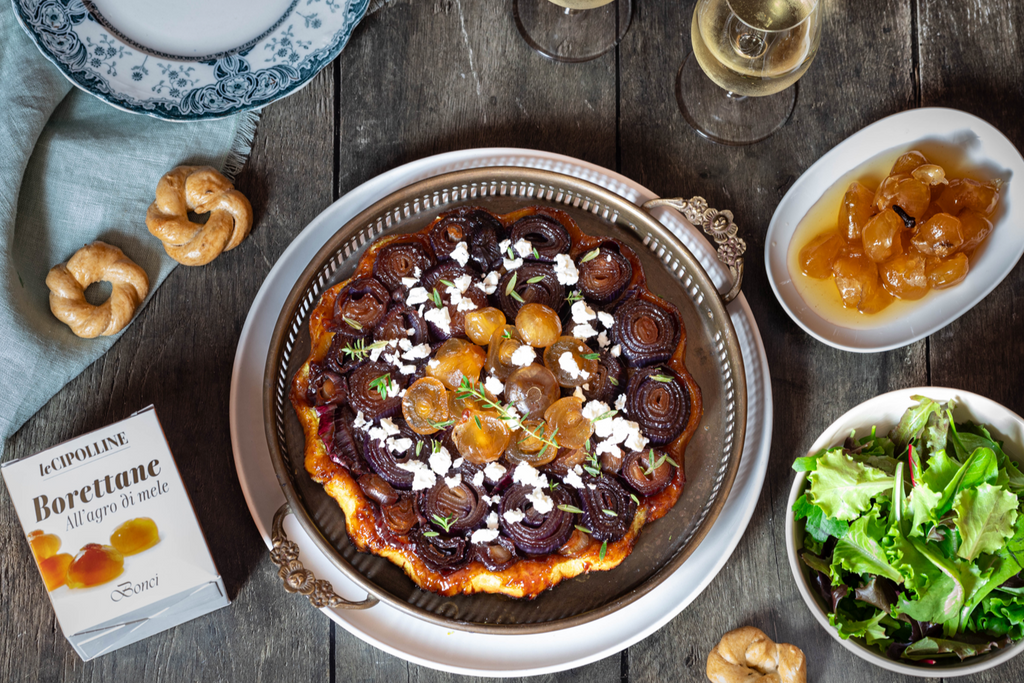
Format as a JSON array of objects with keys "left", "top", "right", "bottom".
[
  {"left": 341, "top": 337, "right": 389, "bottom": 361},
  {"left": 343, "top": 316, "right": 362, "bottom": 330},
  {"left": 431, "top": 513, "right": 457, "bottom": 533},
  {"left": 642, "top": 448, "right": 679, "bottom": 476},
  {"left": 580, "top": 248, "right": 601, "bottom": 263},
  {"left": 368, "top": 373, "right": 391, "bottom": 400},
  {"left": 455, "top": 377, "right": 559, "bottom": 452}
]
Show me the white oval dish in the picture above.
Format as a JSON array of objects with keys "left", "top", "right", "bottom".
[
  {"left": 786, "top": 386, "right": 1024, "bottom": 677},
  {"left": 766, "top": 108, "right": 1024, "bottom": 353}
]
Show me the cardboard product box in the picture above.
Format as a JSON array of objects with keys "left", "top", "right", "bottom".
[{"left": 1, "top": 406, "right": 229, "bottom": 660}]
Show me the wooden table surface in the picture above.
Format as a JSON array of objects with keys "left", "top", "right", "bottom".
[{"left": 3, "top": 1, "right": 1023, "bottom": 681}]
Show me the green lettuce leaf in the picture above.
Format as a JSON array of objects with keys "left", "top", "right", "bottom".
[
  {"left": 953, "top": 482, "right": 1020, "bottom": 561},
  {"left": 792, "top": 448, "right": 826, "bottom": 472},
  {"left": 922, "top": 449, "right": 960, "bottom": 493},
  {"left": 829, "top": 607, "right": 890, "bottom": 647},
  {"left": 808, "top": 450, "right": 893, "bottom": 521},
  {"left": 793, "top": 493, "right": 849, "bottom": 542},
  {"left": 934, "top": 447, "right": 999, "bottom": 517},
  {"left": 832, "top": 514, "right": 903, "bottom": 584},
  {"left": 957, "top": 516, "right": 1024, "bottom": 626},
  {"left": 906, "top": 484, "right": 941, "bottom": 538},
  {"left": 922, "top": 405, "right": 953, "bottom": 458},
  {"left": 893, "top": 538, "right": 966, "bottom": 631}
]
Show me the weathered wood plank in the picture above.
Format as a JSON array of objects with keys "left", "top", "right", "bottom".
[
  {"left": 620, "top": 1, "right": 932, "bottom": 682},
  {"left": 0, "top": 65, "right": 335, "bottom": 683}
]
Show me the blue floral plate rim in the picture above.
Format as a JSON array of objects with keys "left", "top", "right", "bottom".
[{"left": 12, "top": 0, "right": 371, "bottom": 121}]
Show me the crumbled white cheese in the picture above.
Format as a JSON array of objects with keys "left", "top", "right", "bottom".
[
  {"left": 483, "top": 461, "right": 507, "bottom": 482},
  {"left": 471, "top": 528, "right": 501, "bottom": 544},
  {"left": 369, "top": 344, "right": 387, "bottom": 362},
  {"left": 424, "top": 306, "right": 452, "bottom": 336},
  {"left": 399, "top": 364, "right": 417, "bottom": 375},
  {"left": 379, "top": 418, "right": 400, "bottom": 437},
  {"left": 396, "top": 460, "right": 436, "bottom": 491},
  {"left": 571, "top": 300, "right": 597, "bottom": 324},
  {"left": 597, "top": 311, "right": 615, "bottom": 329},
  {"left": 615, "top": 393, "right": 627, "bottom": 412},
  {"left": 352, "top": 411, "right": 369, "bottom": 430},
  {"left": 452, "top": 273, "right": 473, "bottom": 293},
  {"left": 610, "top": 344, "right": 621, "bottom": 357},
  {"left": 513, "top": 238, "right": 533, "bottom": 258},
  {"left": 387, "top": 437, "right": 412, "bottom": 454},
  {"left": 503, "top": 256, "right": 524, "bottom": 271},
  {"left": 625, "top": 423, "right": 648, "bottom": 451},
  {"left": 582, "top": 400, "right": 611, "bottom": 422},
  {"left": 527, "top": 488, "right": 554, "bottom": 514},
  {"left": 564, "top": 466, "right": 585, "bottom": 489},
  {"left": 406, "top": 327, "right": 416, "bottom": 336},
  {"left": 572, "top": 323, "right": 598, "bottom": 340},
  {"left": 558, "top": 352, "right": 582, "bottom": 379},
  {"left": 453, "top": 457, "right": 464, "bottom": 468},
  {"left": 472, "top": 470, "right": 485, "bottom": 488},
  {"left": 553, "top": 254, "right": 579, "bottom": 286},
  {"left": 594, "top": 415, "right": 615, "bottom": 439},
  {"left": 573, "top": 386, "right": 585, "bottom": 400},
  {"left": 580, "top": 369, "right": 590, "bottom": 380},
  {"left": 595, "top": 440, "right": 621, "bottom": 459},
  {"left": 428, "top": 446, "right": 453, "bottom": 476},
  {"left": 512, "top": 462, "right": 549, "bottom": 490},
  {"left": 597, "top": 331, "right": 610, "bottom": 349},
  {"left": 485, "top": 511, "right": 499, "bottom": 529},
  {"left": 510, "top": 345, "right": 536, "bottom": 367},
  {"left": 397, "top": 338, "right": 412, "bottom": 352},
  {"left": 456, "top": 295, "right": 478, "bottom": 312},
  {"left": 503, "top": 509, "right": 526, "bottom": 524},
  {"left": 498, "top": 239, "right": 512, "bottom": 255},
  {"left": 476, "top": 271, "right": 500, "bottom": 295},
  {"left": 444, "top": 473, "right": 462, "bottom": 489},
  {"left": 451, "top": 241, "right": 470, "bottom": 267},
  {"left": 427, "top": 359, "right": 441, "bottom": 370},
  {"left": 484, "top": 375, "right": 504, "bottom": 397},
  {"left": 386, "top": 380, "right": 401, "bottom": 398},
  {"left": 402, "top": 343, "right": 431, "bottom": 361},
  {"left": 503, "top": 405, "right": 522, "bottom": 431},
  {"left": 406, "top": 287, "right": 429, "bottom": 306},
  {"left": 400, "top": 267, "right": 421, "bottom": 289}
]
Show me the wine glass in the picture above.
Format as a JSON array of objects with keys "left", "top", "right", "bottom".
[
  {"left": 513, "top": 0, "right": 632, "bottom": 62},
  {"left": 677, "top": 0, "right": 822, "bottom": 145}
]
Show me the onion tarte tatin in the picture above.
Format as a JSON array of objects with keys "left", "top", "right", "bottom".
[{"left": 291, "top": 205, "right": 702, "bottom": 599}]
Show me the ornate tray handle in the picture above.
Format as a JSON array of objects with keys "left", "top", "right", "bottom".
[
  {"left": 642, "top": 197, "right": 746, "bottom": 304},
  {"left": 271, "top": 504, "right": 379, "bottom": 610}
]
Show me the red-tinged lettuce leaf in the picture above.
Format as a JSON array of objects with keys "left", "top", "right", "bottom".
[
  {"left": 811, "top": 569, "right": 849, "bottom": 612},
  {"left": 954, "top": 482, "right": 1020, "bottom": 561},
  {"left": 793, "top": 493, "right": 850, "bottom": 543},
  {"left": 901, "top": 635, "right": 1012, "bottom": 661},
  {"left": 890, "top": 396, "right": 943, "bottom": 456},
  {"left": 854, "top": 576, "right": 900, "bottom": 613},
  {"left": 808, "top": 450, "right": 894, "bottom": 521},
  {"left": 800, "top": 549, "right": 832, "bottom": 576},
  {"left": 832, "top": 513, "right": 903, "bottom": 584}
]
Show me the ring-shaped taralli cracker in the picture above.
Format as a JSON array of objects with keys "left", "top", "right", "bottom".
[
  {"left": 46, "top": 241, "right": 150, "bottom": 338},
  {"left": 145, "top": 165, "right": 253, "bottom": 266},
  {"left": 706, "top": 626, "right": 807, "bottom": 683}
]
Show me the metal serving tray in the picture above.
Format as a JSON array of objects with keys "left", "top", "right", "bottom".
[{"left": 263, "top": 166, "right": 747, "bottom": 634}]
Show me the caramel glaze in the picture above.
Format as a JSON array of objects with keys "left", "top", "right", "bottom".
[{"left": 291, "top": 205, "right": 703, "bottom": 598}]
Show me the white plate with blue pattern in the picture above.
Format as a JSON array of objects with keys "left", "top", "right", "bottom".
[{"left": 12, "top": 0, "right": 370, "bottom": 120}]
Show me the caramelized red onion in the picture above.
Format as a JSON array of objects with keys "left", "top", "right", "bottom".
[
  {"left": 620, "top": 449, "right": 673, "bottom": 496},
  {"left": 372, "top": 240, "right": 434, "bottom": 291},
  {"left": 418, "top": 479, "right": 489, "bottom": 532},
  {"left": 376, "top": 306, "right": 430, "bottom": 344},
  {"left": 330, "top": 277, "right": 391, "bottom": 338},
  {"left": 509, "top": 214, "right": 570, "bottom": 262},
  {"left": 578, "top": 473, "right": 636, "bottom": 542},
  {"left": 429, "top": 207, "right": 505, "bottom": 271},
  {"left": 582, "top": 350, "right": 626, "bottom": 404},
  {"left": 626, "top": 367, "right": 690, "bottom": 445},
  {"left": 468, "top": 216, "right": 506, "bottom": 272},
  {"left": 611, "top": 298, "right": 681, "bottom": 367},
  {"left": 348, "top": 361, "right": 402, "bottom": 422},
  {"left": 472, "top": 536, "right": 519, "bottom": 572},
  {"left": 499, "top": 484, "right": 577, "bottom": 555},
  {"left": 412, "top": 530, "right": 469, "bottom": 572},
  {"left": 577, "top": 244, "right": 632, "bottom": 304},
  {"left": 361, "top": 433, "right": 419, "bottom": 489},
  {"left": 497, "top": 263, "right": 564, "bottom": 319},
  {"left": 380, "top": 494, "right": 419, "bottom": 536},
  {"left": 358, "top": 472, "right": 399, "bottom": 505}
]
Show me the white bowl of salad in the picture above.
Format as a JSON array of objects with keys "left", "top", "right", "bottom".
[{"left": 786, "top": 387, "right": 1024, "bottom": 676}]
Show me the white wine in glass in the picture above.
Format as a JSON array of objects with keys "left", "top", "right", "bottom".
[
  {"left": 678, "top": 0, "right": 822, "bottom": 144},
  {"left": 514, "top": 0, "right": 632, "bottom": 62}
]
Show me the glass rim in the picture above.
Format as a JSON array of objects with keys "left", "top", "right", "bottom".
[{"left": 723, "top": 0, "right": 821, "bottom": 34}]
